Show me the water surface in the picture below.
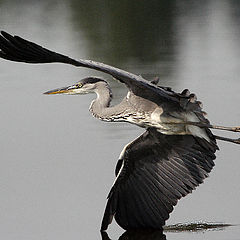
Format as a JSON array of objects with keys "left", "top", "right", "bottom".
[{"left": 0, "top": 1, "right": 240, "bottom": 239}]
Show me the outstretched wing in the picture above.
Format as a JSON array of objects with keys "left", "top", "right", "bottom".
[
  {"left": 101, "top": 129, "right": 218, "bottom": 231},
  {"left": 0, "top": 31, "right": 179, "bottom": 105}
]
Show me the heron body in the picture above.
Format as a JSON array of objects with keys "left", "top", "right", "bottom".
[
  {"left": 78, "top": 78, "right": 211, "bottom": 139},
  {"left": 0, "top": 31, "right": 239, "bottom": 231}
]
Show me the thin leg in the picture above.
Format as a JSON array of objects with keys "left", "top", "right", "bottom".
[
  {"left": 208, "top": 124, "right": 240, "bottom": 133},
  {"left": 164, "top": 121, "right": 240, "bottom": 144},
  {"left": 166, "top": 121, "right": 240, "bottom": 133},
  {"left": 214, "top": 135, "right": 240, "bottom": 145}
]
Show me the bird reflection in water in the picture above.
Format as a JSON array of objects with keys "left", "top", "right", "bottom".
[
  {"left": 101, "top": 229, "right": 166, "bottom": 240},
  {"left": 101, "top": 222, "right": 232, "bottom": 240}
]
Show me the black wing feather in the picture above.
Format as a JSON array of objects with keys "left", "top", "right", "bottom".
[
  {"left": 0, "top": 31, "right": 183, "bottom": 106},
  {"left": 101, "top": 129, "right": 217, "bottom": 230},
  {"left": 0, "top": 31, "right": 214, "bottom": 119}
]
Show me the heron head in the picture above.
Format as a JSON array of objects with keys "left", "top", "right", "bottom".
[{"left": 44, "top": 77, "right": 106, "bottom": 95}]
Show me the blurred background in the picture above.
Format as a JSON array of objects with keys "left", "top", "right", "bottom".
[{"left": 0, "top": 0, "right": 240, "bottom": 240}]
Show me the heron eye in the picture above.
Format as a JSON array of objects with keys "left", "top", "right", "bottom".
[{"left": 76, "top": 83, "right": 83, "bottom": 88}]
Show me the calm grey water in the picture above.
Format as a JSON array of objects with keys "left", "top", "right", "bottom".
[{"left": 0, "top": 1, "right": 240, "bottom": 240}]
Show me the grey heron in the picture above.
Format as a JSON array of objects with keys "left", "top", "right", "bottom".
[{"left": 0, "top": 31, "right": 239, "bottom": 231}]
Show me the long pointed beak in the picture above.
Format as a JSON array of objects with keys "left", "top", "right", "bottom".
[{"left": 43, "top": 85, "right": 76, "bottom": 95}]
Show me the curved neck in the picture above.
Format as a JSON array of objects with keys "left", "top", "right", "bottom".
[{"left": 89, "top": 82, "right": 127, "bottom": 121}]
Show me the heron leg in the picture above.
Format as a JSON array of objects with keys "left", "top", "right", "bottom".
[
  {"left": 208, "top": 124, "right": 240, "bottom": 133},
  {"left": 214, "top": 135, "right": 240, "bottom": 145},
  {"left": 179, "top": 121, "right": 240, "bottom": 144},
  {"left": 178, "top": 122, "right": 240, "bottom": 144},
  {"left": 170, "top": 121, "right": 240, "bottom": 133}
]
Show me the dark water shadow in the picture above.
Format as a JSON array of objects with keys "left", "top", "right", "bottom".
[
  {"left": 69, "top": 0, "right": 177, "bottom": 64},
  {"left": 163, "top": 222, "right": 234, "bottom": 233},
  {"left": 101, "top": 222, "right": 233, "bottom": 239},
  {"left": 101, "top": 229, "right": 166, "bottom": 240}
]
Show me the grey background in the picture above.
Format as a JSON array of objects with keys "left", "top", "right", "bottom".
[{"left": 0, "top": 0, "right": 240, "bottom": 239}]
